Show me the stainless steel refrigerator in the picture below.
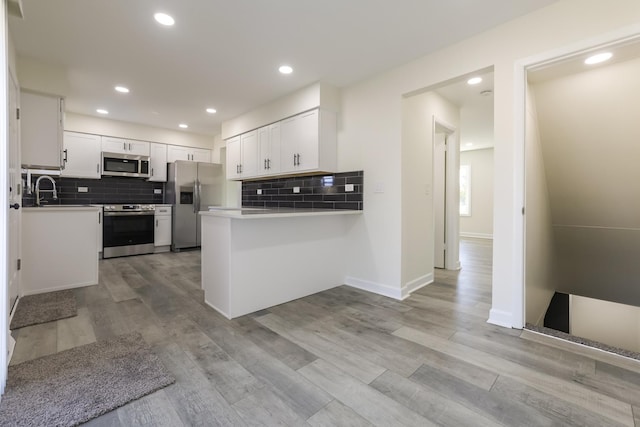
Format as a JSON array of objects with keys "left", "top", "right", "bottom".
[{"left": 167, "top": 161, "right": 224, "bottom": 250}]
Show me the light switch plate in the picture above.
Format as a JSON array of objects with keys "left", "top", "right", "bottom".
[
  {"left": 293, "top": 186, "right": 300, "bottom": 194},
  {"left": 345, "top": 184, "right": 354, "bottom": 192},
  {"left": 257, "top": 189, "right": 262, "bottom": 195},
  {"left": 374, "top": 182, "right": 385, "bottom": 193},
  {"left": 78, "top": 186, "right": 88, "bottom": 193}
]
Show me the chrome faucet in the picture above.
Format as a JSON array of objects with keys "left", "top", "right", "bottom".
[{"left": 35, "top": 175, "right": 58, "bottom": 206}]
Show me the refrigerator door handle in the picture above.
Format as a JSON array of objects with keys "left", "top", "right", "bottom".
[
  {"left": 193, "top": 181, "right": 199, "bottom": 214},
  {"left": 197, "top": 180, "right": 203, "bottom": 212}
]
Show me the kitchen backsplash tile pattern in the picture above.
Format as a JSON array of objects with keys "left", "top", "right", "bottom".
[
  {"left": 242, "top": 171, "right": 363, "bottom": 210},
  {"left": 22, "top": 175, "right": 164, "bottom": 207}
]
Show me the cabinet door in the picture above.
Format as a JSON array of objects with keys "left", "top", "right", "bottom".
[
  {"left": 155, "top": 216, "right": 172, "bottom": 246},
  {"left": 240, "top": 130, "right": 258, "bottom": 178},
  {"left": 149, "top": 143, "right": 167, "bottom": 182},
  {"left": 280, "top": 115, "right": 300, "bottom": 173},
  {"left": 167, "top": 145, "right": 190, "bottom": 162},
  {"left": 20, "top": 91, "right": 63, "bottom": 169},
  {"left": 101, "top": 136, "right": 128, "bottom": 154},
  {"left": 61, "top": 132, "right": 102, "bottom": 178},
  {"left": 295, "top": 110, "right": 319, "bottom": 171},
  {"left": 127, "top": 140, "right": 150, "bottom": 156},
  {"left": 191, "top": 148, "right": 211, "bottom": 163},
  {"left": 258, "top": 124, "right": 281, "bottom": 176},
  {"left": 226, "top": 136, "right": 242, "bottom": 180}
]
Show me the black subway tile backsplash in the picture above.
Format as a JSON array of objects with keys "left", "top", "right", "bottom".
[
  {"left": 242, "top": 171, "right": 364, "bottom": 210},
  {"left": 22, "top": 174, "right": 164, "bottom": 207}
]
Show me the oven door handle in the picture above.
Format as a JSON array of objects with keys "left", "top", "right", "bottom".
[{"left": 104, "top": 211, "right": 155, "bottom": 217}]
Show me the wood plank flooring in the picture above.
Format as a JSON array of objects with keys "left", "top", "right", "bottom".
[{"left": 9, "top": 238, "right": 640, "bottom": 426}]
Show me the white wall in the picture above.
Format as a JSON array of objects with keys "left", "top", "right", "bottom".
[
  {"left": 401, "top": 91, "right": 459, "bottom": 293},
  {"left": 336, "top": 0, "right": 640, "bottom": 327},
  {"left": 65, "top": 113, "right": 214, "bottom": 149},
  {"left": 460, "top": 148, "right": 493, "bottom": 239},
  {"left": 524, "top": 86, "right": 556, "bottom": 326},
  {"left": 571, "top": 295, "right": 640, "bottom": 352}
]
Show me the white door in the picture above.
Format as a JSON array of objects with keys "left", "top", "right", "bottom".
[
  {"left": 62, "top": 132, "right": 102, "bottom": 178},
  {"left": 434, "top": 132, "right": 446, "bottom": 269},
  {"left": 149, "top": 143, "right": 168, "bottom": 182},
  {"left": 8, "top": 70, "right": 20, "bottom": 315},
  {"left": 296, "top": 110, "right": 319, "bottom": 171},
  {"left": 240, "top": 130, "right": 258, "bottom": 177},
  {"left": 191, "top": 148, "right": 211, "bottom": 163},
  {"left": 226, "top": 136, "right": 242, "bottom": 179}
]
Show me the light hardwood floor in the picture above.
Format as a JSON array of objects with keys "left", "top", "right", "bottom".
[{"left": 10, "top": 238, "right": 640, "bottom": 426}]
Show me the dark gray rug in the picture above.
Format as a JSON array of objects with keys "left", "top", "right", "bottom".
[
  {"left": 10, "top": 290, "right": 77, "bottom": 329},
  {"left": 0, "top": 332, "right": 175, "bottom": 426}
]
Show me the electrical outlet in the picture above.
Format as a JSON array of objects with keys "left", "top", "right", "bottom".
[
  {"left": 78, "top": 186, "right": 88, "bottom": 193},
  {"left": 293, "top": 186, "right": 300, "bottom": 194},
  {"left": 345, "top": 184, "right": 354, "bottom": 192},
  {"left": 374, "top": 182, "right": 385, "bottom": 193},
  {"left": 154, "top": 189, "right": 162, "bottom": 194},
  {"left": 257, "top": 189, "right": 262, "bottom": 195}
]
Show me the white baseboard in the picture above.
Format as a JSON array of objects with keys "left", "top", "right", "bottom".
[
  {"left": 344, "top": 273, "right": 434, "bottom": 301},
  {"left": 344, "top": 276, "right": 404, "bottom": 300},
  {"left": 460, "top": 232, "right": 493, "bottom": 239},
  {"left": 21, "top": 281, "right": 98, "bottom": 296},
  {"left": 203, "top": 298, "right": 232, "bottom": 320},
  {"left": 402, "top": 273, "right": 434, "bottom": 298},
  {"left": 487, "top": 308, "right": 513, "bottom": 328}
]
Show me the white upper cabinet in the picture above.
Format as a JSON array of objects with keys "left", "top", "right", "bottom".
[
  {"left": 167, "top": 145, "right": 211, "bottom": 163},
  {"left": 225, "top": 131, "right": 259, "bottom": 179},
  {"left": 226, "top": 108, "right": 336, "bottom": 181},
  {"left": 280, "top": 109, "right": 336, "bottom": 175},
  {"left": 101, "top": 136, "right": 150, "bottom": 156},
  {"left": 257, "top": 123, "right": 281, "bottom": 176},
  {"left": 20, "top": 91, "right": 64, "bottom": 169},
  {"left": 149, "top": 142, "right": 167, "bottom": 182},
  {"left": 61, "top": 132, "right": 102, "bottom": 179},
  {"left": 226, "top": 136, "right": 241, "bottom": 180}
]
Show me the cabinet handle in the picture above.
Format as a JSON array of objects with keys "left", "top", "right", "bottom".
[
  {"left": 97, "top": 163, "right": 100, "bottom": 173},
  {"left": 267, "top": 158, "right": 271, "bottom": 169},
  {"left": 156, "top": 219, "right": 158, "bottom": 227},
  {"left": 293, "top": 154, "right": 296, "bottom": 166},
  {"left": 239, "top": 164, "right": 242, "bottom": 173},
  {"left": 123, "top": 142, "right": 126, "bottom": 151},
  {"left": 264, "top": 159, "right": 267, "bottom": 170},
  {"left": 98, "top": 212, "right": 101, "bottom": 224},
  {"left": 129, "top": 143, "right": 132, "bottom": 151},
  {"left": 151, "top": 168, "right": 154, "bottom": 177}
]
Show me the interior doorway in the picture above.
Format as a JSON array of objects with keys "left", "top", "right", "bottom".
[
  {"left": 523, "top": 35, "right": 640, "bottom": 356},
  {"left": 433, "top": 123, "right": 453, "bottom": 269}
]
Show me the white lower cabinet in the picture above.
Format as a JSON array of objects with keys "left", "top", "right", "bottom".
[
  {"left": 154, "top": 206, "right": 172, "bottom": 252},
  {"left": 61, "top": 132, "right": 102, "bottom": 178}
]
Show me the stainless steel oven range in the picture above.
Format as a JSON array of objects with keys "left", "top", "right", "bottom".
[{"left": 103, "top": 204, "right": 155, "bottom": 258}]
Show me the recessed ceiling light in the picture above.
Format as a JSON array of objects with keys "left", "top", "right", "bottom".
[
  {"left": 114, "top": 86, "right": 129, "bottom": 93},
  {"left": 96, "top": 109, "right": 109, "bottom": 115},
  {"left": 584, "top": 52, "right": 613, "bottom": 65},
  {"left": 154, "top": 12, "right": 175, "bottom": 26},
  {"left": 206, "top": 108, "right": 217, "bottom": 114},
  {"left": 179, "top": 123, "right": 188, "bottom": 129},
  {"left": 467, "top": 77, "right": 482, "bottom": 85},
  {"left": 279, "top": 65, "right": 293, "bottom": 74}
]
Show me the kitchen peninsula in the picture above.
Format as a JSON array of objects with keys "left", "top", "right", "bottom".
[{"left": 200, "top": 208, "right": 361, "bottom": 319}]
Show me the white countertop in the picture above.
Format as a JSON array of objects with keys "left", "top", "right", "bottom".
[
  {"left": 201, "top": 207, "right": 362, "bottom": 219},
  {"left": 23, "top": 205, "right": 101, "bottom": 212}
]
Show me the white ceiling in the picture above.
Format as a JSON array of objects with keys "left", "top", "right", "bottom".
[{"left": 8, "top": 0, "right": 557, "bottom": 137}]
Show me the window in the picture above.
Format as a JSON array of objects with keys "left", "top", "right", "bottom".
[{"left": 460, "top": 164, "right": 471, "bottom": 216}]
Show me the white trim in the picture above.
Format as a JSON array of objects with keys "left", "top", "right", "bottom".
[
  {"left": 513, "top": 23, "right": 640, "bottom": 331},
  {"left": 344, "top": 276, "right": 404, "bottom": 300},
  {"left": 203, "top": 298, "right": 232, "bottom": 320},
  {"left": 403, "top": 273, "right": 434, "bottom": 297},
  {"left": 487, "top": 308, "right": 512, "bottom": 328},
  {"left": 21, "top": 281, "right": 97, "bottom": 297},
  {"left": 345, "top": 273, "right": 434, "bottom": 301},
  {"left": 460, "top": 232, "right": 493, "bottom": 240},
  {"left": 0, "top": 0, "right": 9, "bottom": 395}
]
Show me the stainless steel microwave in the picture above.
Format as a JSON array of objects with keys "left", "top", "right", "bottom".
[{"left": 102, "top": 152, "right": 150, "bottom": 178}]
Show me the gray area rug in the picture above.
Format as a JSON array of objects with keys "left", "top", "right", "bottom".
[
  {"left": 10, "top": 290, "right": 77, "bottom": 329},
  {"left": 0, "top": 332, "right": 175, "bottom": 426}
]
